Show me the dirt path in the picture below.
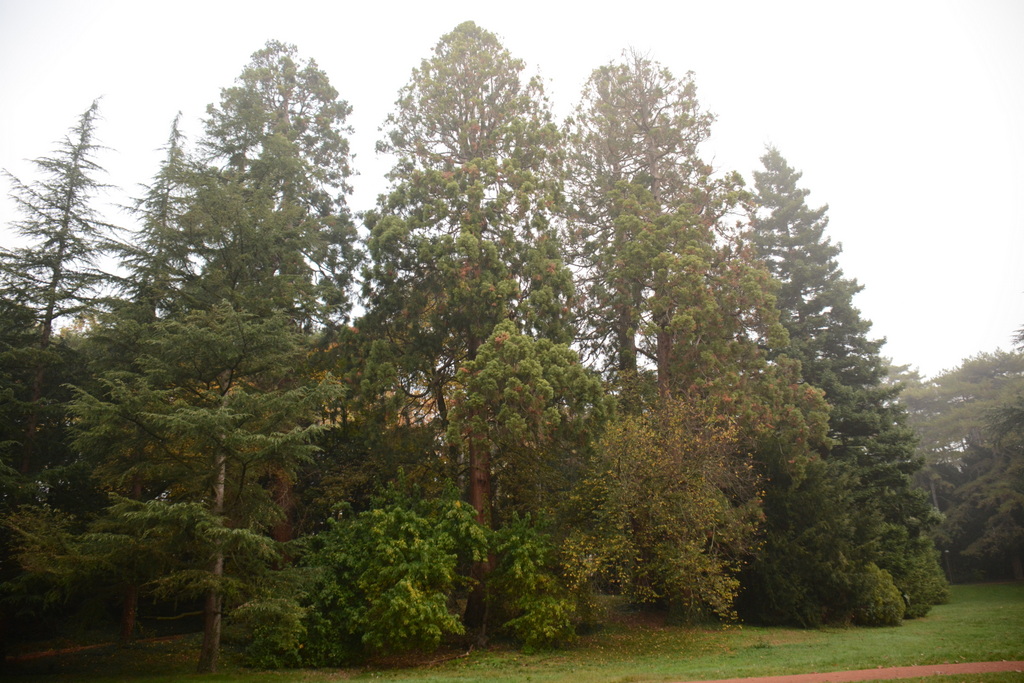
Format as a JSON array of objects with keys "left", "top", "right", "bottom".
[{"left": 680, "top": 660, "right": 1024, "bottom": 682}]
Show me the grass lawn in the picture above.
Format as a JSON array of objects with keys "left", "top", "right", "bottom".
[{"left": 6, "top": 583, "right": 1023, "bottom": 682}]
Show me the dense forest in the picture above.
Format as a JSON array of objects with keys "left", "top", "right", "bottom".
[{"left": 0, "top": 21, "right": 1016, "bottom": 674}]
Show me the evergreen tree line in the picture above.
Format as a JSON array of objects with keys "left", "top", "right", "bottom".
[
  {"left": 0, "top": 23, "right": 949, "bottom": 672},
  {"left": 902, "top": 344, "right": 1024, "bottom": 584}
]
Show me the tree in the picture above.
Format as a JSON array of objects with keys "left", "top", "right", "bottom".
[
  {"left": 114, "top": 114, "right": 194, "bottom": 320},
  {"left": 564, "top": 396, "right": 761, "bottom": 623},
  {"left": 363, "top": 20, "right": 570, "bottom": 372},
  {"left": 745, "top": 148, "right": 946, "bottom": 622},
  {"left": 71, "top": 303, "right": 342, "bottom": 672},
  {"left": 59, "top": 42, "right": 359, "bottom": 671},
  {"left": 905, "top": 350, "right": 1024, "bottom": 581},
  {"left": 564, "top": 55, "right": 832, "bottom": 625},
  {"left": 130, "top": 41, "right": 359, "bottom": 329},
  {"left": 361, "top": 22, "right": 576, "bottom": 634},
  {"left": 0, "top": 100, "right": 112, "bottom": 476},
  {"left": 564, "top": 51, "right": 755, "bottom": 397}
]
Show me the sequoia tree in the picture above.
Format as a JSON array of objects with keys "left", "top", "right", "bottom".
[
  {"left": 563, "top": 54, "right": 829, "bottom": 621},
  {"left": 564, "top": 51, "right": 758, "bottom": 398},
  {"left": 362, "top": 24, "right": 570, "bottom": 515},
  {"left": 361, "top": 21, "right": 580, "bottom": 636}
]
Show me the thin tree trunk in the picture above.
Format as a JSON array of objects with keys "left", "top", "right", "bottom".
[
  {"left": 270, "top": 473, "right": 295, "bottom": 544},
  {"left": 120, "top": 584, "right": 139, "bottom": 642},
  {"left": 656, "top": 326, "right": 673, "bottom": 401},
  {"left": 197, "top": 448, "right": 227, "bottom": 674},
  {"left": 21, "top": 366, "right": 45, "bottom": 474},
  {"left": 22, "top": 248, "right": 64, "bottom": 475},
  {"left": 119, "top": 472, "right": 145, "bottom": 642}
]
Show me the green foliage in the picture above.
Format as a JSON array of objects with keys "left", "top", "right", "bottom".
[
  {"left": 565, "top": 51, "right": 752, "bottom": 390},
  {"left": 565, "top": 397, "right": 759, "bottom": 623},
  {"left": 851, "top": 564, "right": 905, "bottom": 627},
  {"left": 877, "top": 524, "right": 949, "bottom": 617},
  {"left": 0, "top": 101, "right": 111, "bottom": 504},
  {"left": 0, "top": 100, "right": 112, "bottom": 331},
  {"left": 361, "top": 21, "right": 572, "bottom": 454},
  {"left": 302, "top": 484, "right": 486, "bottom": 665},
  {"left": 231, "top": 597, "right": 308, "bottom": 669},
  {"left": 490, "top": 515, "right": 576, "bottom": 650},
  {"left": 447, "top": 320, "right": 609, "bottom": 522},
  {"left": 905, "top": 350, "right": 1024, "bottom": 581},
  {"left": 746, "top": 148, "right": 945, "bottom": 624}
]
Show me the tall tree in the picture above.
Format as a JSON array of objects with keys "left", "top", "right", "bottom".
[
  {"left": 564, "top": 54, "right": 830, "bottom": 623},
  {"left": 114, "top": 114, "right": 194, "bottom": 320},
  {"left": 0, "top": 100, "right": 111, "bottom": 475},
  {"left": 361, "top": 21, "right": 578, "bottom": 636},
  {"left": 71, "top": 304, "right": 342, "bottom": 672},
  {"left": 139, "top": 41, "right": 360, "bottom": 328},
  {"left": 363, "top": 23, "right": 570, "bottom": 514},
  {"left": 745, "top": 148, "right": 946, "bottom": 622},
  {"left": 564, "top": 51, "right": 754, "bottom": 397},
  {"left": 63, "top": 41, "right": 359, "bottom": 671}
]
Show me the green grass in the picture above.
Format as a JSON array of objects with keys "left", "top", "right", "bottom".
[{"left": 6, "top": 583, "right": 1023, "bottom": 682}]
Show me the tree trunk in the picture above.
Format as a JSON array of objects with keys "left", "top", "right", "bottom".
[
  {"left": 22, "top": 251, "right": 63, "bottom": 475},
  {"left": 197, "top": 448, "right": 227, "bottom": 674},
  {"left": 196, "top": 566, "right": 223, "bottom": 673},
  {"left": 270, "top": 472, "right": 295, "bottom": 544},
  {"left": 20, "top": 365, "right": 45, "bottom": 474},
  {"left": 656, "top": 326, "right": 673, "bottom": 401},
  {"left": 120, "top": 584, "right": 139, "bottom": 642}
]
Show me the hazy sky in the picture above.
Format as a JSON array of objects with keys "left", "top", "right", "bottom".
[{"left": 1, "top": 0, "right": 1022, "bottom": 378}]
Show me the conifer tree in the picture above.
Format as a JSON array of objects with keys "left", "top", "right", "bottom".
[
  {"left": 905, "top": 350, "right": 1024, "bottom": 581},
  {"left": 564, "top": 51, "right": 753, "bottom": 396},
  {"left": 0, "top": 101, "right": 112, "bottom": 476},
  {"left": 564, "top": 54, "right": 830, "bottom": 621},
  {"left": 745, "top": 148, "right": 946, "bottom": 622},
  {"left": 362, "top": 21, "right": 578, "bottom": 637},
  {"left": 363, "top": 21, "right": 570, "bottom": 520},
  {"left": 65, "top": 42, "right": 358, "bottom": 672}
]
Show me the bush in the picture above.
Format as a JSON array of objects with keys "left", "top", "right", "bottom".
[
  {"left": 877, "top": 524, "right": 950, "bottom": 618},
  {"left": 852, "top": 564, "right": 905, "bottom": 627},
  {"left": 301, "top": 484, "right": 486, "bottom": 665},
  {"left": 491, "top": 516, "right": 576, "bottom": 650},
  {"left": 232, "top": 597, "right": 306, "bottom": 668}
]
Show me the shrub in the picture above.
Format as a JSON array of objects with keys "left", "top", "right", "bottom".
[
  {"left": 232, "top": 597, "right": 307, "bottom": 668},
  {"left": 301, "top": 484, "right": 486, "bottom": 664},
  {"left": 491, "top": 515, "right": 576, "bottom": 650},
  {"left": 877, "top": 524, "right": 950, "bottom": 618},
  {"left": 852, "top": 564, "right": 905, "bottom": 627}
]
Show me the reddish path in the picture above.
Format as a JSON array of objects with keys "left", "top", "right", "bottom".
[{"left": 680, "top": 660, "right": 1024, "bottom": 682}]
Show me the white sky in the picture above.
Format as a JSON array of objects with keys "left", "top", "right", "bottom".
[{"left": 1, "top": 0, "right": 1022, "bottom": 378}]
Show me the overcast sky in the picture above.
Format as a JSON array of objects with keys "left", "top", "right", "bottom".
[{"left": 1, "top": 0, "right": 1022, "bottom": 378}]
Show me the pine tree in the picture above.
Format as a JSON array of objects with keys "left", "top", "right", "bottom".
[
  {"left": 64, "top": 42, "right": 358, "bottom": 671},
  {"left": 71, "top": 304, "right": 342, "bottom": 671},
  {"left": 0, "top": 100, "right": 112, "bottom": 476},
  {"left": 746, "top": 148, "right": 946, "bottom": 622}
]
